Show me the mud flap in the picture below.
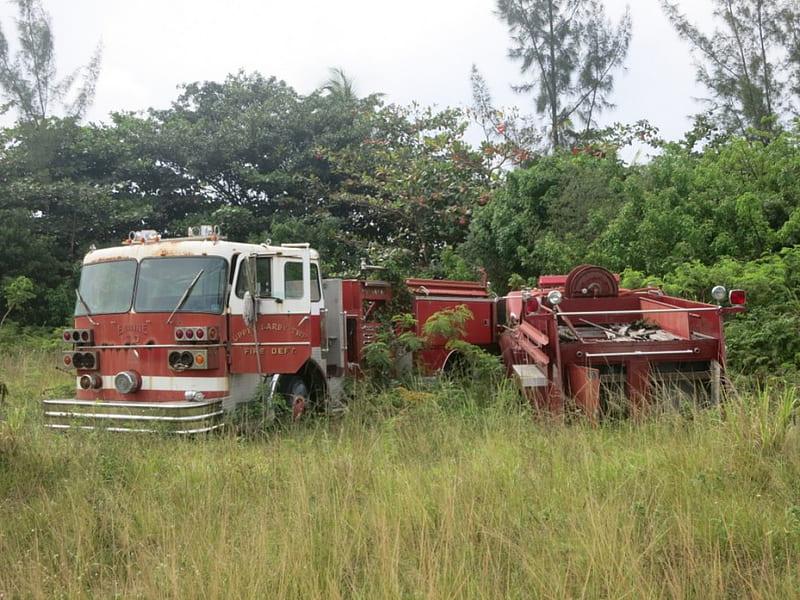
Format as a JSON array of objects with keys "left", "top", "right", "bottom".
[
  {"left": 567, "top": 364, "right": 600, "bottom": 423},
  {"left": 626, "top": 359, "right": 650, "bottom": 416}
]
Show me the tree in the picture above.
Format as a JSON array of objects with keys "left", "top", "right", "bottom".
[
  {"left": 495, "top": 0, "right": 631, "bottom": 150},
  {"left": 464, "top": 151, "right": 627, "bottom": 289},
  {"left": 0, "top": 0, "right": 101, "bottom": 123},
  {"left": 103, "top": 71, "right": 388, "bottom": 273},
  {"left": 320, "top": 103, "right": 504, "bottom": 273},
  {"left": 469, "top": 64, "right": 542, "bottom": 163},
  {"left": 0, "top": 275, "right": 34, "bottom": 327},
  {"left": 0, "top": 115, "right": 149, "bottom": 326},
  {"left": 321, "top": 67, "right": 362, "bottom": 105},
  {"left": 660, "top": 0, "right": 800, "bottom": 137}
]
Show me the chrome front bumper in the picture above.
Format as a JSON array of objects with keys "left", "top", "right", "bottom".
[{"left": 42, "top": 398, "right": 225, "bottom": 434}]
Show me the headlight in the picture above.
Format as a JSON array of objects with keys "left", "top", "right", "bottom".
[
  {"left": 114, "top": 370, "right": 141, "bottom": 394},
  {"left": 547, "top": 290, "right": 563, "bottom": 306},
  {"left": 711, "top": 285, "right": 727, "bottom": 301}
]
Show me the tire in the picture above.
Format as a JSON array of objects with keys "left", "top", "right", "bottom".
[{"left": 276, "top": 376, "right": 310, "bottom": 420}]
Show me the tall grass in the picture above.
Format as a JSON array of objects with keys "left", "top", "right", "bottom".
[{"left": 2, "top": 349, "right": 800, "bottom": 598}]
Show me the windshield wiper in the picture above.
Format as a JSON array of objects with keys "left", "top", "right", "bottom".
[
  {"left": 167, "top": 269, "right": 204, "bottom": 323},
  {"left": 75, "top": 289, "right": 99, "bottom": 326}
]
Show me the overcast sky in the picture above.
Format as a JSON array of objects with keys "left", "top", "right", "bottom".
[{"left": 0, "top": 0, "right": 715, "bottom": 149}]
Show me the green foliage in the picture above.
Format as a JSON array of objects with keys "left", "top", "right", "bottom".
[
  {"left": 0, "top": 118, "right": 139, "bottom": 325},
  {"left": 465, "top": 150, "right": 627, "bottom": 291},
  {"left": 421, "top": 303, "right": 473, "bottom": 341},
  {"left": 442, "top": 338, "right": 505, "bottom": 388},
  {"left": 320, "top": 103, "right": 501, "bottom": 270},
  {"left": 0, "top": 275, "right": 34, "bottom": 327},
  {"left": 466, "top": 123, "right": 800, "bottom": 375},
  {"left": 593, "top": 125, "right": 800, "bottom": 273},
  {"left": 421, "top": 304, "right": 503, "bottom": 386},
  {"left": 361, "top": 340, "right": 394, "bottom": 388},
  {"left": 362, "top": 305, "right": 504, "bottom": 391},
  {"left": 362, "top": 314, "right": 425, "bottom": 389},
  {"left": 435, "top": 246, "right": 479, "bottom": 281},
  {"left": 0, "top": 323, "right": 62, "bottom": 349},
  {"left": 0, "top": 54, "right": 797, "bottom": 397}
]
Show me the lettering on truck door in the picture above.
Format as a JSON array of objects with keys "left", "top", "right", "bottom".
[{"left": 228, "top": 251, "right": 314, "bottom": 374}]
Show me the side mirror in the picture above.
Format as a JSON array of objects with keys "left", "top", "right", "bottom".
[{"left": 244, "top": 255, "right": 259, "bottom": 319}]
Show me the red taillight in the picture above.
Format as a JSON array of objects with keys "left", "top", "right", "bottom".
[
  {"left": 208, "top": 327, "right": 218, "bottom": 340},
  {"left": 62, "top": 329, "right": 92, "bottom": 344},
  {"left": 63, "top": 354, "right": 73, "bottom": 367},
  {"left": 195, "top": 328, "right": 205, "bottom": 340},
  {"left": 524, "top": 298, "right": 540, "bottom": 314},
  {"left": 729, "top": 289, "right": 746, "bottom": 305},
  {"left": 185, "top": 329, "right": 194, "bottom": 339},
  {"left": 175, "top": 328, "right": 184, "bottom": 340}
]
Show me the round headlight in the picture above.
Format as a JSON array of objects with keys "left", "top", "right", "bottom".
[
  {"left": 114, "top": 370, "right": 141, "bottom": 394},
  {"left": 547, "top": 290, "right": 563, "bottom": 306},
  {"left": 711, "top": 285, "right": 727, "bottom": 301}
]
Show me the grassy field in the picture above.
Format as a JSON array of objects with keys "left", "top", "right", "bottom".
[{"left": 2, "top": 347, "right": 800, "bottom": 598}]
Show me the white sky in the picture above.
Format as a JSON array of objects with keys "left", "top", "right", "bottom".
[{"left": 0, "top": 0, "right": 714, "bottom": 148}]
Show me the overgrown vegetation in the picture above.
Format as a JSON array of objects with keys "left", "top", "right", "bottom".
[
  {"left": 1, "top": 0, "right": 799, "bottom": 593},
  {"left": 3, "top": 345, "right": 800, "bottom": 598}
]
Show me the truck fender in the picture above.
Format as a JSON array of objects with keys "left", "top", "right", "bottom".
[{"left": 441, "top": 349, "right": 469, "bottom": 376}]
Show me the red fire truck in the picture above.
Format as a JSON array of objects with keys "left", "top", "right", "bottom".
[
  {"left": 408, "top": 264, "right": 745, "bottom": 421},
  {"left": 44, "top": 228, "right": 744, "bottom": 432}
]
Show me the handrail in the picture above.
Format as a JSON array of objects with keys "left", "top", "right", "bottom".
[
  {"left": 580, "top": 349, "right": 699, "bottom": 358},
  {"left": 557, "top": 307, "right": 720, "bottom": 317}
]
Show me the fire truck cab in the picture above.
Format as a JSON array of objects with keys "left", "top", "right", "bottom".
[{"left": 45, "top": 227, "right": 385, "bottom": 433}]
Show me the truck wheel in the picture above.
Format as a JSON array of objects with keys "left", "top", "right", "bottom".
[
  {"left": 443, "top": 352, "right": 471, "bottom": 380},
  {"left": 278, "top": 376, "right": 310, "bottom": 420}
]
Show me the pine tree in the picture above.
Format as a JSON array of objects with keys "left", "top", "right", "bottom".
[
  {"left": 661, "top": 0, "right": 800, "bottom": 137},
  {"left": 0, "top": 0, "right": 101, "bottom": 123},
  {"left": 495, "top": 0, "right": 631, "bottom": 150}
]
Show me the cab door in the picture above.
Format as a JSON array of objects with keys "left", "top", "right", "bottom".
[{"left": 228, "top": 250, "right": 313, "bottom": 374}]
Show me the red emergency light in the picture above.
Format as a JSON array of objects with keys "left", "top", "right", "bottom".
[
  {"left": 62, "top": 329, "right": 93, "bottom": 344},
  {"left": 174, "top": 327, "right": 218, "bottom": 343},
  {"left": 729, "top": 289, "right": 746, "bottom": 306}
]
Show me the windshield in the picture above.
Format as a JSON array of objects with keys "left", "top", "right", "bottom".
[
  {"left": 134, "top": 256, "right": 227, "bottom": 314},
  {"left": 76, "top": 259, "right": 137, "bottom": 316}
]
